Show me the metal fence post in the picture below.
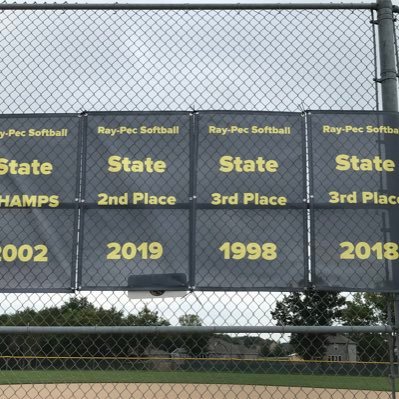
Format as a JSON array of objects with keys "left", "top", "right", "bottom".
[
  {"left": 378, "top": 1, "right": 399, "bottom": 396},
  {"left": 378, "top": 0, "right": 398, "bottom": 111}
]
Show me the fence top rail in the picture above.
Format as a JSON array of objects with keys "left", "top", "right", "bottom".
[
  {"left": 0, "top": 3, "right": 378, "bottom": 11},
  {"left": 0, "top": 325, "right": 391, "bottom": 335}
]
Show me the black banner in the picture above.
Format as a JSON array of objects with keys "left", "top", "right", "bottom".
[
  {"left": 313, "top": 209, "right": 398, "bottom": 291},
  {"left": 0, "top": 115, "right": 80, "bottom": 206},
  {"left": 310, "top": 111, "right": 399, "bottom": 291},
  {"left": 79, "top": 112, "right": 191, "bottom": 290},
  {"left": 196, "top": 111, "right": 304, "bottom": 206},
  {"left": 79, "top": 209, "right": 189, "bottom": 290},
  {"left": 0, "top": 208, "right": 76, "bottom": 292},
  {"left": 0, "top": 115, "right": 79, "bottom": 292},
  {"left": 84, "top": 112, "right": 191, "bottom": 206},
  {"left": 194, "top": 112, "right": 306, "bottom": 290},
  {"left": 195, "top": 209, "right": 306, "bottom": 290},
  {"left": 1, "top": 110, "right": 398, "bottom": 293}
]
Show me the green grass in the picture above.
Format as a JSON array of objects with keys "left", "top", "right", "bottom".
[{"left": 0, "top": 370, "right": 393, "bottom": 391}]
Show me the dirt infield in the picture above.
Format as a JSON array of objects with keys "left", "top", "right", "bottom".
[{"left": 0, "top": 383, "right": 391, "bottom": 399}]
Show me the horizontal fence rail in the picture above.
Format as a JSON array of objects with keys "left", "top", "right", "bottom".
[
  {"left": 0, "top": 325, "right": 391, "bottom": 335},
  {"left": 0, "top": 3, "right": 379, "bottom": 10}
]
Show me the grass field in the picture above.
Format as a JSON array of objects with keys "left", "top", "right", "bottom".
[{"left": 0, "top": 371, "right": 393, "bottom": 391}]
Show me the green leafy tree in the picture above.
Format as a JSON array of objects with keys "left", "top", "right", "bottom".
[
  {"left": 343, "top": 293, "right": 392, "bottom": 326},
  {"left": 125, "top": 306, "right": 170, "bottom": 356},
  {"left": 0, "top": 300, "right": 171, "bottom": 359},
  {"left": 259, "top": 340, "right": 275, "bottom": 357},
  {"left": 271, "top": 343, "right": 286, "bottom": 357},
  {"left": 177, "top": 314, "right": 210, "bottom": 357},
  {"left": 178, "top": 314, "right": 202, "bottom": 327},
  {"left": 342, "top": 293, "right": 392, "bottom": 362},
  {"left": 271, "top": 288, "right": 346, "bottom": 360},
  {"left": 126, "top": 306, "right": 169, "bottom": 327}
]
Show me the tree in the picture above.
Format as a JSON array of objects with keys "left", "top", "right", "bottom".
[
  {"left": 178, "top": 314, "right": 202, "bottom": 327},
  {"left": 259, "top": 339, "right": 277, "bottom": 357},
  {"left": 126, "top": 306, "right": 169, "bottom": 327},
  {"left": 177, "top": 314, "right": 210, "bottom": 357},
  {"left": 125, "top": 306, "right": 170, "bottom": 356},
  {"left": 0, "top": 300, "right": 172, "bottom": 359},
  {"left": 271, "top": 288, "right": 346, "bottom": 360},
  {"left": 271, "top": 343, "right": 286, "bottom": 358},
  {"left": 260, "top": 342, "right": 273, "bottom": 357},
  {"left": 343, "top": 292, "right": 392, "bottom": 326},
  {"left": 342, "top": 293, "right": 392, "bottom": 362}
]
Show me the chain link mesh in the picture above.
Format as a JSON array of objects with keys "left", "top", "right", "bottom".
[
  {"left": 0, "top": 9, "right": 377, "bottom": 113},
  {"left": 0, "top": 5, "right": 395, "bottom": 399}
]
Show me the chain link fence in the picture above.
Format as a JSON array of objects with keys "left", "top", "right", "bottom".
[{"left": 0, "top": 2, "right": 397, "bottom": 399}]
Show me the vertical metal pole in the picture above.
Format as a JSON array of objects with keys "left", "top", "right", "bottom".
[
  {"left": 378, "top": 0, "right": 398, "bottom": 112},
  {"left": 378, "top": 1, "right": 399, "bottom": 396}
]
